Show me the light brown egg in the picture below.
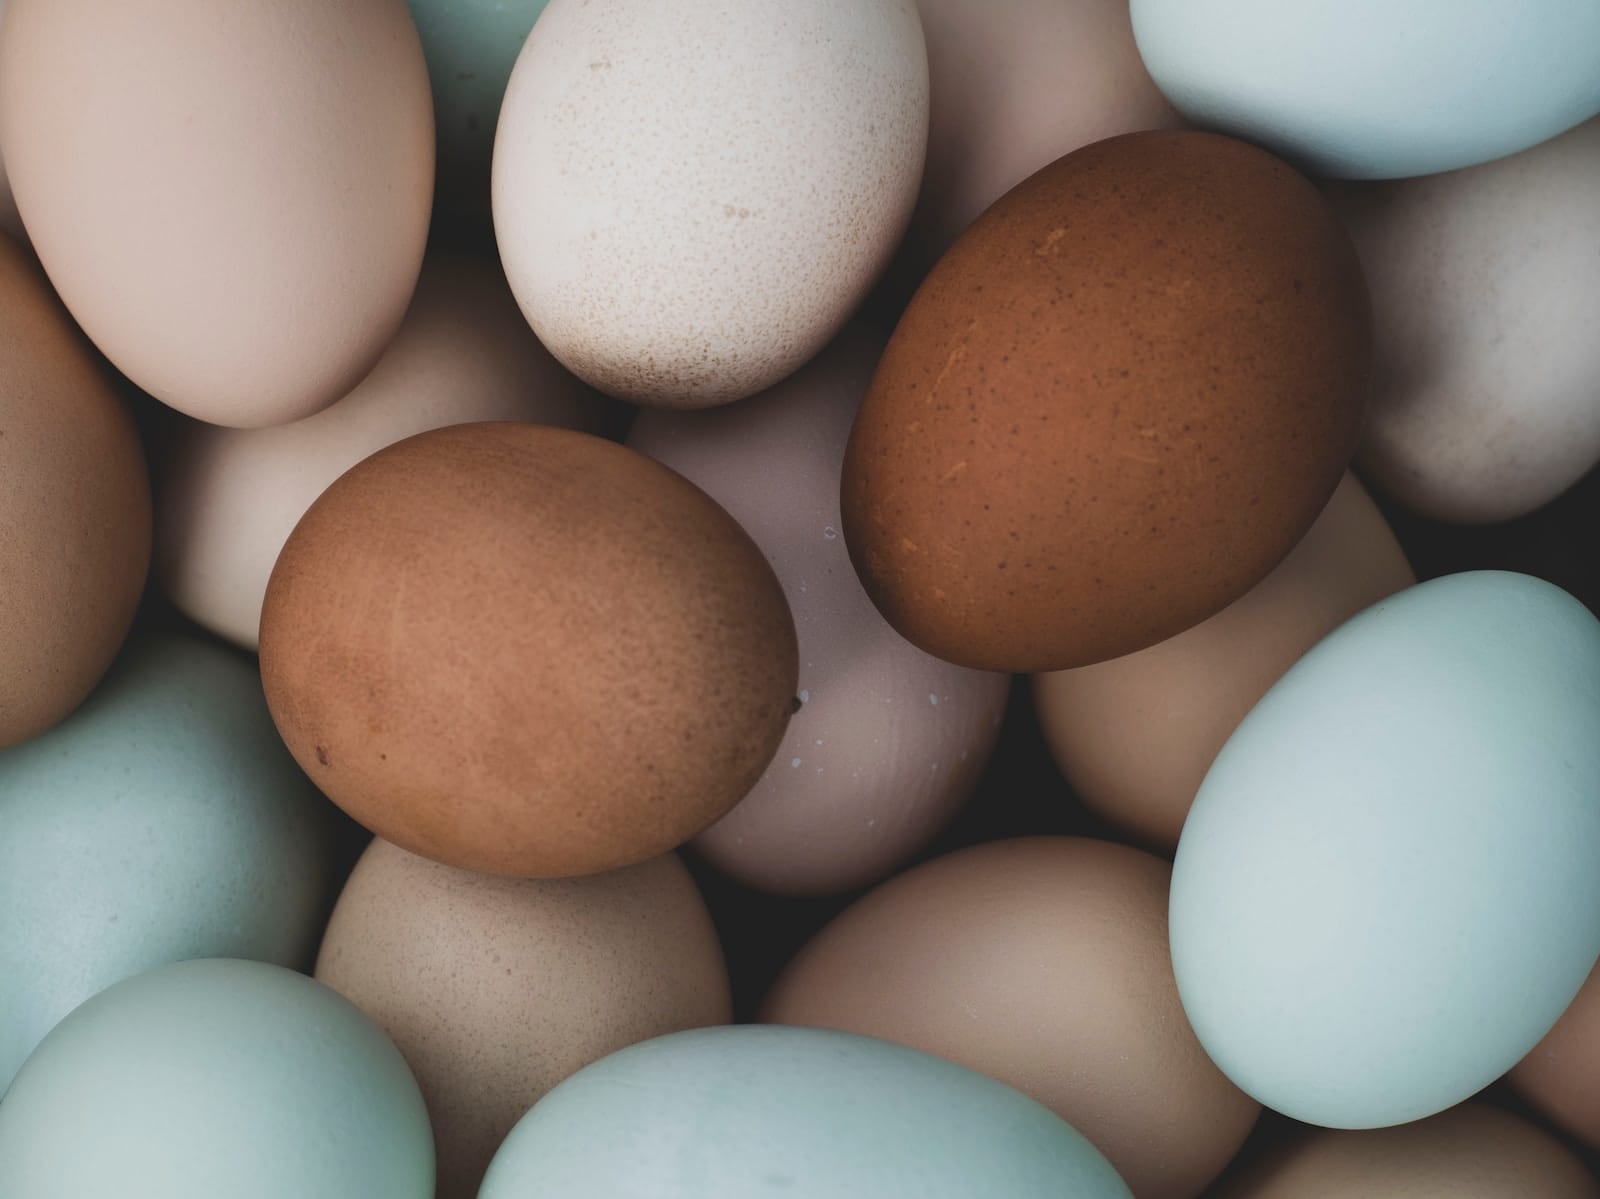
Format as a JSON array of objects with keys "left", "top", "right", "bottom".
[
  {"left": 316, "top": 839, "right": 731, "bottom": 1199},
  {"left": 1033, "top": 474, "right": 1413, "bottom": 852},
  {"left": 1511, "top": 960, "right": 1600, "bottom": 1149},
  {"left": 762, "top": 836, "right": 1261, "bottom": 1199}
]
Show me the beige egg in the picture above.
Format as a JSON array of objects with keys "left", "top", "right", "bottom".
[
  {"left": 1034, "top": 474, "right": 1412, "bottom": 852},
  {"left": 154, "top": 254, "right": 603, "bottom": 650},
  {"left": 1325, "top": 116, "right": 1600, "bottom": 523},
  {"left": 629, "top": 328, "right": 1008, "bottom": 896},
  {"left": 316, "top": 840, "right": 732, "bottom": 1199},
  {"left": 1511, "top": 959, "right": 1600, "bottom": 1149}
]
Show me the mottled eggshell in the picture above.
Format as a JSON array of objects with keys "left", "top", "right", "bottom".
[
  {"left": 259, "top": 423, "right": 798, "bottom": 879},
  {"left": 0, "top": 0, "right": 434, "bottom": 428},
  {"left": 1325, "top": 117, "right": 1600, "bottom": 524},
  {"left": 843, "top": 130, "right": 1371, "bottom": 672},
  {"left": 629, "top": 328, "right": 1008, "bottom": 897},
  {"left": 1171, "top": 571, "right": 1600, "bottom": 1129},
  {"left": 492, "top": 0, "right": 929, "bottom": 407},
  {"left": 1035, "top": 474, "right": 1413, "bottom": 852},
  {"left": 155, "top": 253, "right": 603, "bottom": 651},
  {"left": 0, "top": 234, "right": 149, "bottom": 747},
  {"left": 1131, "top": 0, "right": 1600, "bottom": 180},
  {"left": 478, "top": 1026, "right": 1134, "bottom": 1198},
  {"left": 1511, "top": 961, "right": 1600, "bottom": 1149},
  {"left": 763, "top": 837, "right": 1260, "bottom": 1199}
]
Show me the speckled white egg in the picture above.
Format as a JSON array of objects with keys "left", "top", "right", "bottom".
[{"left": 492, "top": 0, "right": 929, "bottom": 408}]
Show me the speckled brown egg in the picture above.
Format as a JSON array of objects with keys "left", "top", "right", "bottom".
[
  {"left": 841, "top": 130, "right": 1371, "bottom": 672},
  {"left": 315, "top": 839, "right": 731, "bottom": 1199},
  {"left": 258, "top": 422, "right": 798, "bottom": 878}
]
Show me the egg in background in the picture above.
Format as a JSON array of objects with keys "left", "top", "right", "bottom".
[
  {"left": 1512, "top": 960, "right": 1600, "bottom": 1151},
  {"left": 0, "top": 0, "right": 20, "bottom": 242}
]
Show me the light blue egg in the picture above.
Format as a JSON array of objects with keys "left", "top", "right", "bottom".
[
  {"left": 0, "top": 634, "right": 337, "bottom": 1093},
  {"left": 1170, "top": 571, "right": 1600, "bottom": 1129},
  {"left": 478, "top": 1024, "right": 1132, "bottom": 1198},
  {"left": 1130, "top": 0, "right": 1600, "bottom": 179},
  {"left": 0, "top": 958, "right": 433, "bottom": 1198}
]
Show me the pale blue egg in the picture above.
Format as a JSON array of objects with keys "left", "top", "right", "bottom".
[
  {"left": 0, "top": 958, "right": 433, "bottom": 1198},
  {"left": 1170, "top": 571, "right": 1600, "bottom": 1128}
]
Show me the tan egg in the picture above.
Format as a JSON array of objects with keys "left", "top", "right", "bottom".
[
  {"left": 1033, "top": 474, "right": 1412, "bottom": 853},
  {"left": 1511, "top": 960, "right": 1600, "bottom": 1149},
  {"left": 628, "top": 328, "right": 1008, "bottom": 897},
  {"left": 316, "top": 839, "right": 730, "bottom": 1199},
  {"left": 762, "top": 836, "right": 1260, "bottom": 1199},
  {"left": 1214, "top": 1102, "right": 1600, "bottom": 1198},
  {"left": 0, "top": 233, "right": 149, "bottom": 748},
  {"left": 155, "top": 254, "right": 604, "bottom": 651},
  {"left": 0, "top": 0, "right": 19, "bottom": 241}
]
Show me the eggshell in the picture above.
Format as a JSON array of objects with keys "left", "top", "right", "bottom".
[
  {"left": 0, "top": 0, "right": 20, "bottom": 241},
  {"left": 478, "top": 1026, "right": 1134, "bottom": 1198},
  {"left": 0, "top": 233, "right": 148, "bottom": 747},
  {"left": 1035, "top": 474, "right": 1413, "bottom": 852},
  {"left": 1324, "top": 117, "right": 1600, "bottom": 524},
  {"left": 0, "top": 959, "right": 433, "bottom": 1198},
  {"left": 764, "top": 837, "right": 1259, "bottom": 1199},
  {"left": 0, "top": 0, "right": 434, "bottom": 428},
  {"left": 315, "top": 841, "right": 731, "bottom": 1199},
  {"left": 259, "top": 422, "right": 799, "bottom": 878},
  {"left": 628, "top": 328, "right": 1008, "bottom": 896},
  {"left": 842, "top": 130, "right": 1371, "bottom": 672},
  {"left": 1170, "top": 571, "right": 1600, "bottom": 1129},
  {"left": 1130, "top": 0, "right": 1600, "bottom": 179},
  {"left": 155, "top": 254, "right": 602, "bottom": 651},
  {"left": 1511, "top": 960, "right": 1600, "bottom": 1149},
  {"left": 492, "top": 0, "right": 929, "bottom": 407}
]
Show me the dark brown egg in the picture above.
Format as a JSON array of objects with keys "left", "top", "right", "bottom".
[{"left": 841, "top": 129, "right": 1371, "bottom": 671}]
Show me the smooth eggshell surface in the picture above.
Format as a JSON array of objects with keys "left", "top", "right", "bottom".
[
  {"left": 493, "top": 0, "right": 929, "bottom": 407},
  {"left": 1171, "top": 571, "right": 1600, "bottom": 1129},
  {"left": 316, "top": 841, "right": 731, "bottom": 1199},
  {"left": 1511, "top": 960, "right": 1600, "bottom": 1150},
  {"left": 629, "top": 328, "right": 1008, "bottom": 897},
  {"left": 478, "top": 1026, "right": 1134, "bottom": 1198},
  {"left": 0, "top": 0, "right": 434, "bottom": 427}
]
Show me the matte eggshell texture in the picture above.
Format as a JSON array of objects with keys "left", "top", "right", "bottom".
[
  {"left": 478, "top": 1025, "right": 1134, "bottom": 1198},
  {"left": 316, "top": 841, "right": 731, "bottom": 1199},
  {"left": 493, "top": 0, "right": 929, "bottom": 407},
  {"left": 1511, "top": 960, "right": 1600, "bottom": 1150},
  {"left": 763, "top": 837, "right": 1260, "bottom": 1199},
  {"left": 0, "top": 960, "right": 433, "bottom": 1199},
  {"left": 843, "top": 130, "right": 1370, "bottom": 672},
  {"left": 1130, "top": 0, "right": 1600, "bottom": 179},
  {"left": 0, "top": 234, "right": 149, "bottom": 748},
  {"left": 1171, "top": 571, "right": 1600, "bottom": 1129},
  {"left": 0, "top": 635, "right": 337, "bottom": 1093},
  {"left": 629, "top": 328, "right": 1008, "bottom": 897},
  {"left": 1326, "top": 117, "right": 1600, "bottom": 524},
  {"left": 155, "top": 253, "right": 602, "bottom": 651},
  {"left": 1035, "top": 474, "right": 1413, "bottom": 852},
  {"left": 0, "top": 0, "right": 434, "bottom": 428},
  {"left": 260, "top": 423, "right": 799, "bottom": 879}
]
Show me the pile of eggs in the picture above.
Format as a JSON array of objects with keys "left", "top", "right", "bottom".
[{"left": 1, "top": 0, "right": 1598, "bottom": 1195}]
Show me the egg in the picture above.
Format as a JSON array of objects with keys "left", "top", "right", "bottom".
[
  {"left": 315, "top": 840, "right": 731, "bottom": 1199},
  {"left": 763, "top": 837, "right": 1260, "bottom": 1199},
  {"left": 0, "top": 0, "right": 433, "bottom": 428},
  {"left": 842, "top": 130, "right": 1371, "bottom": 672},
  {"left": 259, "top": 422, "right": 798, "bottom": 879},
  {"left": 1130, "top": 0, "right": 1600, "bottom": 179},
  {"left": 1035, "top": 474, "right": 1413, "bottom": 852},
  {"left": 1511, "top": 960, "right": 1600, "bottom": 1149},
  {"left": 478, "top": 1026, "right": 1134, "bottom": 1198},
  {"left": 1170, "top": 571, "right": 1600, "bottom": 1129},
  {"left": 0, "top": 0, "right": 20, "bottom": 241},
  {"left": 1324, "top": 117, "right": 1600, "bottom": 524},
  {"left": 0, "top": 959, "right": 433, "bottom": 1197},
  {"left": 629, "top": 328, "right": 1008, "bottom": 896},
  {"left": 492, "top": 0, "right": 929, "bottom": 407},
  {"left": 0, "top": 233, "right": 148, "bottom": 748},
  {"left": 155, "top": 253, "right": 603, "bottom": 651}
]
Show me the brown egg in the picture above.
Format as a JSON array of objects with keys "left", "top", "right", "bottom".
[
  {"left": 0, "top": 233, "right": 149, "bottom": 747},
  {"left": 762, "top": 836, "right": 1261, "bottom": 1199},
  {"left": 1511, "top": 960, "right": 1600, "bottom": 1149},
  {"left": 1034, "top": 473, "right": 1412, "bottom": 852},
  {"left": 315, "top": 839, "right": 731, "bottom": 1199},
  {"left": 842, "top": 130, "right": 1372, "bottom": 672},
  {"left": 1214, "top": 1102, "right": 1600, "bottom": 1198},
  {"left": 259, "top": 422, "right": 799, "bottom": 878}
]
